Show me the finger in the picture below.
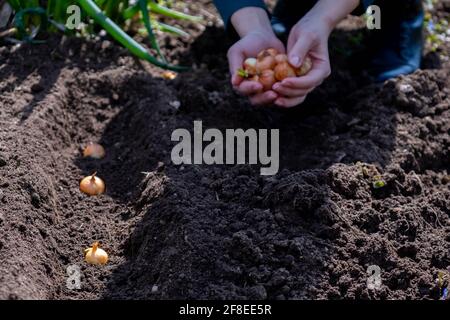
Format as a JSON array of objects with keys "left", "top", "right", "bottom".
[
  {"left": 232, "top": 74, "right": 244, "bottom": 88},
  {"left": 227, "top": 45, "right": 245, "bottom": 85},
  {"left": 287, "top": 32, "right": 315, "bottom": 68},
  {"left": 272, "top": 82, "right": 311, "bottom": 97},
  {"left": 281, "top": 64, "right": 331, "bottom": 89},
  {"left": 237, "top": 81, "right": 263, "bottom": 96},
  {"left": 249, "top": 91, "right": 278, "bottom": 106},
  {"left": 274, "top": 95, "right": 307, "bottom": 108}
]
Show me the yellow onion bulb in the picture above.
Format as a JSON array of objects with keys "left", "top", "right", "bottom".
[
  {"left": 256, "top": 55, "right": 276, "bottom": 73},
  {"left": 259, "top": 69, "right": 276, "bottom": 91},
  {"left": 274, "top": 62, "right": 297, "bottom": 81},
  {"left": 83, "top": 143, "right": 105, "bottom": 159},
  {"left": 80, "top": 172, "right": 105, "bottom": 196},
  {"left": 266, "top": 48, "right": 279, "bottom": 57},
  {"left": 274, "top": 53, "right": 288, "bottom": 64},
  {"left": 243, "top": 58, "right": 258, "bottom": 77},
  {"left": 257, "top": 48, "right": 278, "bottom": 60},
  {"left": 84, "top": 242, "right": 108, "bottom": 265},
  {"left": 161, "top": 71, "right": 177, "bottom": 80},
  {"left": 295, "top": 56, "right": 313, "bottom": 76}
]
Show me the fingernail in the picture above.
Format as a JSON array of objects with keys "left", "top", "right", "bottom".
[{"left": 290, "top": 56, "right": 301, "bottom": 67}]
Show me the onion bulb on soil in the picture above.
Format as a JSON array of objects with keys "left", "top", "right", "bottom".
[
  {"left": 83, "top": 142, "right": 105, "bottom": 159},
  {"left": 84, "top": 242, "right": 108, "bottom": 265},
  {"left": 80, "top": 172, "right": 105, "bottom": 196},
  {"left": 161, "top": 71, "right": 177, "bottom": 80},
  {"left": 238, "top": 48, "right": 313, "bottom": 92}
]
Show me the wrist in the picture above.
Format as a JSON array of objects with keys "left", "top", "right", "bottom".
[
  {"left": 231, "top": 7, "right": 273, "bottom": 38},
  {"left": 302, "top": 0, "right": 360, "bottom": 34},
  {"left": 299, "top": 10, "right": 334, "bottom": 36},
  {"left": 295, "top": 15, "right": 333, "bottom": 41}
]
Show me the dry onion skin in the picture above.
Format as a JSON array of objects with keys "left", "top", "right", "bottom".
[
  {"left": 83, "top": 142, "right": 105, "bottom": 159},
  {"left": 238, "top": 48, "right": 313, "bottom": 91},
  {"left": 84, "top": 242, "right": 108, "bottom": 265},
  {"left": 274, "top": 61, "right": 297, "bottom": 81},
  {"left": 80, "top": 172, "right": 105, "bottom": 196}
]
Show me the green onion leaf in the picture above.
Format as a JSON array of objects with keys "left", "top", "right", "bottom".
[{"left": 77, "top": 0, "right": 186, "bottom": 71}]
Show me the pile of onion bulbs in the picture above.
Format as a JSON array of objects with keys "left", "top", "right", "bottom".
[{"left": 238, "top": 48, "right": 313, "bottom": 91}]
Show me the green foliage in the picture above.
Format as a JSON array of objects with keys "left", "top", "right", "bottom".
[
  {"left": 424, "top": 3, "right": 450, "bottom": 52},
  {"left": 3, "top": 0, "right": 202, "bottom": 70},
  {"left": 372, "top": 179, "right": 386, "bottom": 189}
]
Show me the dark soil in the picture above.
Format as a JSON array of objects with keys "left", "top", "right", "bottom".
[{"left": 0, "top": 1, "right": 449, "bottom": 300}]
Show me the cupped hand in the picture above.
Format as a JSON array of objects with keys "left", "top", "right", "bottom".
[
  {"left": 272, "top": 18, "right": 332, "bottom": 108},
  {"left": 227, "top": 31, "right": 285, "bottom": 106}
]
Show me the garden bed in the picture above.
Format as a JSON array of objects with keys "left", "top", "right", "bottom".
[{"left": 0, "top": 0, "right": 449, "bottom": 299}]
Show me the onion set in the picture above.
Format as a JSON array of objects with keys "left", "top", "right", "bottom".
[
  {"left": 84, "top": 242, "right": 108, "bottom": 265},
  {"left": 238, "top": 48, "right": 313, "bottom": 91},
  {"left": 80, "top": 172, "right": 105, "bottom": 196},
  {"left": 83, "top": 142, "right": 105, "bottom": 159}
]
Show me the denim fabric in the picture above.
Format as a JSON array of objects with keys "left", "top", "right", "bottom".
[
  {"left": 213, "top": 0, "right": 267, "bottom": 28},
  {"left": 213, "top": 0, "right": 377, "bottom": 28}
]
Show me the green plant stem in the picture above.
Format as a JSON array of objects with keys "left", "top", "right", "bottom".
[
  {"left": 123, "top": 1, "right": 201, "bottom": 22},
  {"left": 149, "top": 1, "right": 202, "bottom": 22},
  {"left": 138, "top": 0, "right": 166, "bottom": 62},
  {"left": 77, "top": 0, "right": 186, "bottom": 71},
  {"left": 154, "top": 21, "right": 189, "bottom": 37}
]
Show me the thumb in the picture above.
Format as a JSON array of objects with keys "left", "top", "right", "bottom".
[{"left": 287, "top": 34, "right": 313, "bottom": 68}]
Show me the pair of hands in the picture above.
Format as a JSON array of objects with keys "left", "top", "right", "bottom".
[{"left": 228, "top": 19, "right": 332, "bottom": 107}]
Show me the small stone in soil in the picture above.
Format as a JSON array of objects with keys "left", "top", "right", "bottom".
[
  {"left": 156, "top": 161, "right": 165, "bottom": 172},
  {"left": 169, "top": 100, "right": 181, "bottom": 109},
  {"left": 121, "top": 210, "right": 131, "bottom": 219},
  {"left": 31, "top": 192, "right": 40, "bottom": 208},
  {"left": 0, "top": 181, "right": 9, "bottom": 188},
  {"left": 31, "top": 83, "right": 44, "bottom": 93},
  {"left": 101, "top": 40, "right": 112, "bottom": 50}
]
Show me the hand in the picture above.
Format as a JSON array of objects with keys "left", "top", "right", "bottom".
[
  {"left": 228, "top": 31, "right": 285, "bottom": 106},
  {"left": 272, "top": 17, "right": 332, "bottom": 108}
]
